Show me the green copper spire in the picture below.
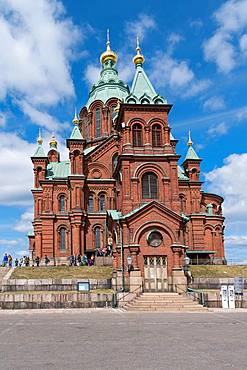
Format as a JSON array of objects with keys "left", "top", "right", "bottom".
[
  {"left": 86, "top": 31, "right": 129, "bottom": 108},
  {"left": 32, "top": 129, "right": 46, "bottom": 157},
  {"left": 125, "top": 38, "right": 167, "bottom": 105},
  {"left": 184, "top": 130, "right": 200, "bottom": 160},
  {"left": 70, "top": 110, "right": 84, "bottom": 140}
]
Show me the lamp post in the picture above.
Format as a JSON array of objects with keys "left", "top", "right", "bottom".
[
  {"left": 127, "top": 255, "right": 132, "bottom": 272},
  {"left": 183, "top": 255, "right": 190, "bottom": 273}
]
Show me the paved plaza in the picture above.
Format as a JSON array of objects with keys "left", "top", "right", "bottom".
[{"left": 0, "top": 308, "right": 247, "bottom": 370}]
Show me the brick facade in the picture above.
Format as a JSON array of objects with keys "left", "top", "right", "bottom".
[{"left": 29, "top": 41, "right": 225, "bottom": 290}]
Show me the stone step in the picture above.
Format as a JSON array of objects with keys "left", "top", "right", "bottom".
[
  {"left": 122, "top": 292, "right": 206, "bottom": 312},
  {"left": 127, "top": 299, "right": 198, "bottom": 306},
  {"left": 125, "top": 307, "right": 207, "bottom": 312}
]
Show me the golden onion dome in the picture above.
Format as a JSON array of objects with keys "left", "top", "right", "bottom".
[
  {"left": 133, "top": 36, "right": 145, "bottom": 66},
  {"left": 72, "top": 108, "right": 79, "bottom": 125},
  {"left": 37, "top": 128, "right": 43, "bottom": 145},
  {"left": 49, "top": 134, "right": 57, "bottom": 148},
  {"left": 100, "top": 29, "right": 117, "bottom": 65},
  {"left": 187, "top": 130, "right": 193, "bottom": 147}
]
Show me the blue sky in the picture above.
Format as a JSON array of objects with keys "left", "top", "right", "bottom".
[{"left": 0, "top": 0, "right": 247, "bottom": 263}]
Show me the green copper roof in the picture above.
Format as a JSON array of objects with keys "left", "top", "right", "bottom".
[
  {"left": 178, "top": 165, "right": 189, "bottom": 180},
  {"left": 107, "top": 210, "right": 122, "bottom": 221},
  {"left": 184, "top": 146, "right": 200, "bottom": 161},
  {"left": 46, "top": 161, "right": 70, "bottom": 180},
  {"left": 84, "top": 145, "right": 97, "bottom": 156},
  {"left": 86, "top": 59, "right": 129, "bottom": 108},
  {"left": 125, "top": 64, "right": 167, "bottom": 104},
  {"left": 27, "top": 230, "right": 35, "bottom": 237},
  {"left": 32, "top": 144, "right": 46, "bottom": 158},
  {"left": 70, "top": 124, "right": 84, "bottom": 140}
]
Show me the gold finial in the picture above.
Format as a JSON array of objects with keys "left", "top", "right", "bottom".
[
  {"left": 72, "top": 108, "right": 79, "bottom": 125},
  {"left": 100, "top": 29, "right": 117, "bottom": 64},
  {"left": 37, "top": 128, "right": 43, "bottom": 145},
  {"left": 49, "top": 133, "right": 57, "bottom": 148},
  {"left": 114, "top": 99, "right": 121, "bottom": 113},
  {"left": 133, "top": 35, "right": 145, "bottom": 66},
  {"left": 187, "top": 130, "right": 193, "bottom": 147}
]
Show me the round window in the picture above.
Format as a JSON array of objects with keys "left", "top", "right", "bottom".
[{"left": 147, "top": 231, "right": 163, "bottom": 247}]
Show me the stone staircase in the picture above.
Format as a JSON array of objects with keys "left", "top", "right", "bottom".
[{"left": 123, "top": 292, "right": 208, "bottom": 312}]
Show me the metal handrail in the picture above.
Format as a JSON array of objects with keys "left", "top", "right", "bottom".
[
  {"left": 175, "top": 284, "right": 204, "bottom": 305},
  {"left": 117, "top": 284, "right": 143, "bottom": 304}
]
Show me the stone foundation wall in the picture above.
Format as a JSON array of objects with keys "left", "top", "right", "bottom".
[
  {"left": 0, "top": 292, "right": 114, "bottom": 309},
  {"left": 2, "top": 278, "right": 112, "bottom": 292},
  {"left": 190, "top": 278, "right": 247, "bottom": 290}
]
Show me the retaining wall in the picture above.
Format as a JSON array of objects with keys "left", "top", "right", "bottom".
[
  {"left": 0, "top": 292, "right": 114, "bottom": 309},
  {"left": 2, "top": 278, "right": 112, "bottom": 292}
]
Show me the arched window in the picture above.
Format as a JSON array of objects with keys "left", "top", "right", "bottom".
[
  {"left": 111, "top": 105, "right": 116, "bottom": 120},
  {"left": 152, "top": 124, "right": 162, "bottom": 147},
  {"left": 59, "top": 227, "right": 66, "bottom": 251},
  {"left": 142, "top": 172, "right": 158, "bottom": 199},
  {"left": 88, "top": 193, "right": 94, "bottom": 212},
  {"left": 133, "top": 123, "right": 143, "bottom": 146},
  {"left": 94, "top": 226, "right": 101, "bottom": 249},
  {"left": 59, "top": 195, "right": 65, "bottom": 212},
  {"left": 112, "top": 153, "right": 118, "bottom": 172},
  {"left": 95, "top": 108, "right": 101, "bottom": 137},
  {"left": 99, "top": 194, "right": 106, "bottom": 211}
]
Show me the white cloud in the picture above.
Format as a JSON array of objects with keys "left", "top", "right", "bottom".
[
  {"left": 0, "top": 0, "right": 82, "bottom": 128},
  {"left": 84, "top": 64, "right": 101, "bottom": 86},
  {"left": 0, "top": 112, "right": 6, "bottom": 127},
  {"left": 205, "top": 152, "right": 247, "bottom": 238},
  {"left": 16, "top": 250, "right": 29, "bottom": 257},
  {"left": 240, "top": 33, "right": 247, "bottom": 54},
  {"left": 208, "top": 122, "right": 229, "bottom": 137},
  {"left": 125, "top": 14, "right": 156, "bottom": 42},
  {"left": 0, "top": 130, "right": 68, "bottom": 206},
  {"left": 0, "top": 239, "right": 18, "bottom": 246},
  {"left": 203, "top": 96, "right": 225, "bottom": 111},
  {"left": 203, "top": 0, "right": 247, "bottom": 72},
  {"left": 190, "top": 19, "right": 203, "bottom": 29},
  {"left": 14, "top": 208, "right": 33, "bottom": 233},
  {"left": 150, "top": 35, "right": 211, "bottom": 98},
  {"left": 20, "top": 101, "right": 61, "bottom": 131},
  {"left": 225, "top": 235, "right": 247, "bottom": 246}
]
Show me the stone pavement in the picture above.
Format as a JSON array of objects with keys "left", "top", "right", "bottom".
[{"left": 0, "top": 308, "right": 247, "bottom": 370}]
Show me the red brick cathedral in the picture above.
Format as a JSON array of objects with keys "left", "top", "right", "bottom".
[{"left": 29, "top": 36, "right": 225, "bottom": 291}]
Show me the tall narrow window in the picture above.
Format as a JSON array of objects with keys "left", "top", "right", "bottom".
[
  {"left": 99, "top": 194, "right": 106, "bottom": 211},
  {"left": 152, "top": 124, "right": 162, "bottom": 147},
  {"left": 112, "top": 153, "right": 118, "bottom": 172},
  {"left": 60, "top": 228, "right": 66, "bottom": 251},
  {"left": 88, "top": 194, "right": 94, "bottom": 212},
  {"left": 96, "top": 108, "right": 101, "bottom": 137},
  {"left": 95, "top": 226, "right": 101, "bottom": 249},
  {"left": 111, "top": 105, "right": 116, "bottom": 120},
  {"left": 133, "top": 123, "right": 143, "bottom": 146},
  {"left": 59, "top": 195, "right": 65, "bottom": 212},
  {"left": 142, "top": 172, "right": 158, "bottom": 199}
]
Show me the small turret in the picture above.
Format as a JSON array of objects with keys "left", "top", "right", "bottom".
[
  {"left": 31, "top": 129, "right": 48, "bottom": 188},
  {"left": 48, "top": 133, "right": 60, "bottom": 162},
  {"left": 67, "top": 110, "right": 85, "bottom": 175},
  {"left": 182, "top": 131, "right": 201, "bottom": 181}
]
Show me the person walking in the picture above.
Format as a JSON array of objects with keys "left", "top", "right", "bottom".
[
  {"left": 2, "top": 253, "right": 8, "bottom": 267},
  {"left": 8, "top": 254, "right": 12, "bottom": 267},
  {"left": 44, "top": 255, "right": 50, "bottom": 266},
  {"left": 14, "top": 258, "right": 18, "bottom": 267},
  {"left": 35, "top": 256, "right": 40, "bottom": 267}
]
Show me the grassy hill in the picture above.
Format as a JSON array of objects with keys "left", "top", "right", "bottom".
[
  {"left": 11, "top": 266, "right": 113, "bottom": 280},
  {"left": 190, "top": 265, "right": 247, "bottom": 278}
]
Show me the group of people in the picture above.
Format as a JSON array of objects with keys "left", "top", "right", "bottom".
[
  {"left": 69, "top": 254, "right": 94, "bottom": 266},
  {"left": 96, "top": 245, "right": 112, "bottom": 257},
  {"left": 2, "top": 253, "right": 13, "bottom": 267},
  {"left": 2, "top": 245, "right": 112, "bottom": 268}
]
